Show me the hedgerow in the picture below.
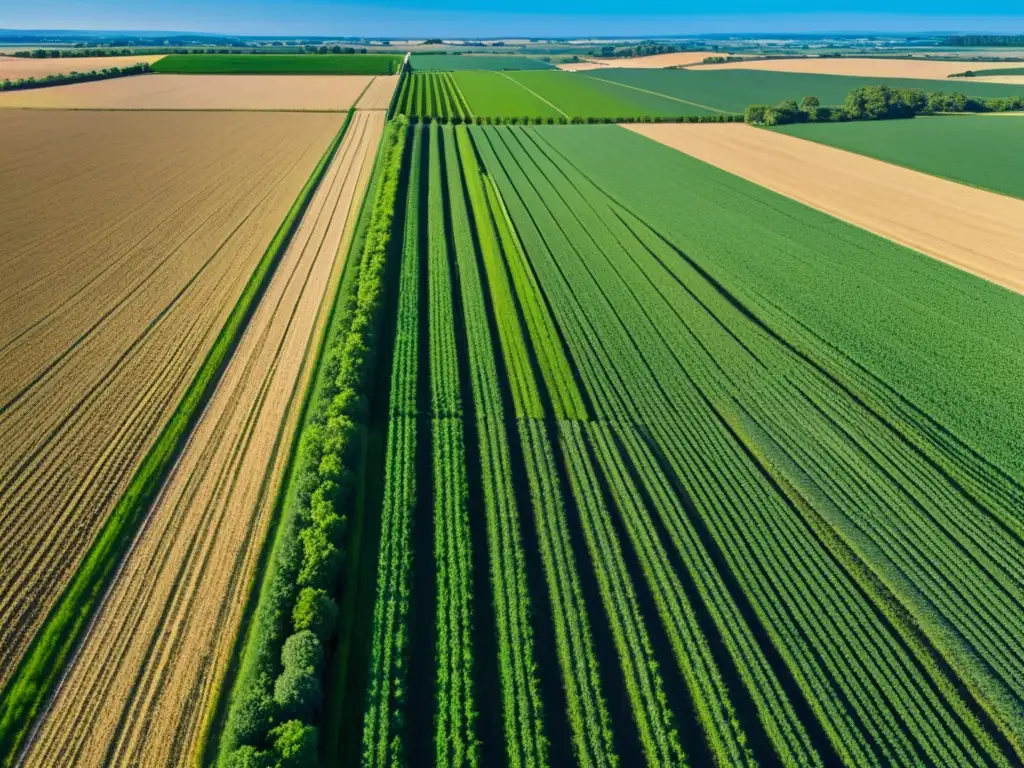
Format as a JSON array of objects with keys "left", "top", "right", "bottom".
[{"left": 218, "top": 116, "right": 408, "bottom": 767}]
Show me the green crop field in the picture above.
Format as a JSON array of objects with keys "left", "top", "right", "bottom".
[
  {"left": 409, "top": 53, "right": 555, "bottom": 71},
  {"left": 955, "top": 67, "right": 1024, "bottom": 76},
  {"left": 451, "top": 70, "right": 561, "bottom": 118},
  {"left": 345, "top": 120, "right": 1024, "bottom": 768},
  {"left": 775, "top": 115, "right": 1024, "bottom": 199},
  {"left": 442, "top": 70, "right": 731, "bottom": 120},
  {"left": 151, "top": 53, "right": 402, "bottom": 75},
  {"left": 394, "top": 72, "right": 473, "bottom": 120},
  {"left": 584, "top": 67, "right": 1024, "bottom": 112}
]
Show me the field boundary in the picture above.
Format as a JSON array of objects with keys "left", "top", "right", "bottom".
[
  {"left": 584, "top": 74, "right": 730, "bottom": 114},
  {"left": 0, "top": 109, "right": 353, "bottom": 768},
  {"left": 496, "top": 71, "right": 568, "bottom": 117}
]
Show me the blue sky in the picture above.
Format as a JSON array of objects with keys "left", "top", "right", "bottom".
[{"left": 5, "top": 1, "right": 1024, "bottom": 37}]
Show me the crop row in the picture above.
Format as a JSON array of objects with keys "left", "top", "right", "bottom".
[
  {"left": 395, "top": 73, "right": 472, "bottom": 122},
  {"left": 471, "top": 124, "right": 1020, "bottom": 766}
]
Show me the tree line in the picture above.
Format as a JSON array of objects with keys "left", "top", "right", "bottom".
[
  {"left": 0, "top": 63, "right": 152, "bottom": 92},
  {"left": 408, "top": 113, "right": 744, "bottom": 125},
  {"left": 745, "top": 84, "right": 1024, "bottom": 125},
  {"left": 942, "top": 35, "right": 1024, "bottom": 46}
]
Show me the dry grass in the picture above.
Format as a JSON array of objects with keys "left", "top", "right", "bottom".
[
  {"left": 23, "top": 110, "right": 385, "bottom": 768},
  {"left": 0, "top": 109, "right": 341, "bottom": 692},
  {"left": 357, "top": 73, "right": 401, "bottom": 109},
  {"left": 965, "top": 75, "right": 1024, "bottom": 85},
  {"left": 570, "top": 51, "right": 747, "bottom": 70},
  {"left": 628, "top": 122, "right": 1024, "bottom": 295},
  {"left": 0, "top": 73, "right": 371, "bottom": 110},
  {"left": 0, "top": 54, "right": 164, "bottom": 80},
  {"left": 688, "top": 56, "right": 1024, "bottom": 79}
]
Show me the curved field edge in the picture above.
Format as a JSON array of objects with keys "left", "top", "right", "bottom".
[
  {"left": 0, "top": 108, "right": 354, "bottom": 768},
  {"left": 214, "top": 117, "right": 408, "bottom": 766}
]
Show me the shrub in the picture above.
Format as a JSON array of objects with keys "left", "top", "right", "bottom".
[
  {"left": 274, "top": 665, "right": 322, "bottom": 721},
  {"left": 744, "top": 104, "right": 769, "bottom": 124},
  {"left": 225, "top": 745, "right": 276, "bottom": 768},
  {"left": 293, "top": 588, "right": 339, "bottom": 643},
  {"left": 269, "top": 720, "right": 319, "bottom": 768}
]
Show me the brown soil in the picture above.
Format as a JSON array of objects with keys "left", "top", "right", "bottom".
[
  {"left": 23, "top": 110, "right": 385, "bottom": 768},
  {"left": 0, "top": 55, "right": 165, "bottom": 80},
  {"left": 689, "top": 56, "right": 1024, "bottom": 79},
  {"left": 0, "top": 73, "right": 371, "bottom": 110},
  {"left": 357, "top": 74, "right": 401, "bottom": 109},
  {"left": 0, "top": 110, "right": 341, "bottom": 691},
  {"left": 627, "top": 122, "right": 1024, "bottom": 295}
]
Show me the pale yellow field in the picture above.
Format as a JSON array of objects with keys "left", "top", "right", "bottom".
[
  {"left": 689, "top": 56, "right": 1024, "bottom": 80},
  {"left": 24, "top": 110, "right": 385, "bottom": 768},
  {"left": 627, "top": 123, "right": 1024, "bottom": 295},
  {"left": 592, "top": 51, "right": 748, "bottom": 69},
  {"left": 0, "top": 110, "right": 342, "bottom": 690},
  {"left": 0, "top": 54, "right": 164, "bottom": 80},
  {"left": 357, "top": 73, "right": 401, "bottom": 109},
  {"left": 0, "top": 73, "right": 371, "bottom": 110},
  {"left": 964, "top": 75, "right": 1024, "bottom": 86}
]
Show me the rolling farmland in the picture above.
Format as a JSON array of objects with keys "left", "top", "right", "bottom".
[
  {"left": 774, "top": 116, "right": 1024, "bottom": 199},
  {"left": 353, "top": 121, "right": 1024, "bottom": 767},
  {"left": 0, "top": 109, "right": 341, "bottom": 699},
  {"left": 22, "top": 109, "right": 383, "bottom": 768},
  {"left": 0, "top": 73, "right": 371, "bottom": 110},
  {"left": 689, "top": 56, "right": 1024, "bottom": 79}
]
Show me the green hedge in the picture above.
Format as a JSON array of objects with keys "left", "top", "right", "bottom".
[
  {"left": 218, "top": 117, "right": 408, "bottom": 768},
  {"left": 0, "top": 62, "right": 150, "bottom": 91},
  {"left": 0, "top": 108, "right": 355, "bottom": 768},
  {"left": 408, "top": 112, "right": 743, "bottom": 125}
]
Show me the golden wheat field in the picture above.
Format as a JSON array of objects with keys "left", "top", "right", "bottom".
[
  {"left": 0, "top": 54, "right": 164, "bottom": 80},
  {"left": 23, "top": 110, "right": 384, "bottom": 768},
  {"left": 0, "top": 73, "right": 371, "bottom": 110},
  {"left": 0, "top": 109, "right": 341, "bottom": 691},
  {"left": 356, "top": 73, "right": 401, "bottom": 108}
]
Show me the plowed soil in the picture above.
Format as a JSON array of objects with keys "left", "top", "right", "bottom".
[
  {"left": 24, "top": 110, "right": 385, "bottom": 768},
  {"left": 0, "top": 73, "right": 370, "bottom": 110},
  {"left": 627, "top": 122, "right": 1024, "bottom": 294},
  {"left": 0, "top": 55, "right": 164, "bottom": 80},
  {"left": 0, "top": 109, "right": 341, "bottom": 691},
  {"left": 689, "top": 56, "right": 1024, "bottom": 79},
  {"left": 357, "top": 73, "right": 401, "bottom": 109}
]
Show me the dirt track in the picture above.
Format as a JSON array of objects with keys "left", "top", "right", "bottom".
[
  {"left": 357, "top": 74, "right": 400, "bottom": 109},
  {"left": 0, "top": 54, "right": 164, "bottom": 80},
  {"left": 23, "top": 110, "right": 384, "bottom": 768},
  {"left": 688, "top": 56, "right": 1024, "bottom": 79},
  {"left": 627, "top": 122, "right": 1024, "bottom": 295},
  {"left": 0, "top": 110, "right": 340, "bottom": 691},
  {"left": 0, "top": 73, "right": 370, "bottom": 110}
]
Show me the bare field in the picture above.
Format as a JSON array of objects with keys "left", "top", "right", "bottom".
[
  {"left": 0, "top": 109, "right": 341, "bottom": 691},
  {"left": 627, "top": 122, "right": 1024, "bottom": 294},
  {"left": 964, "top": 75, "right": 1024, "bottom": 85},
  {"left": 0, "top": 54, "right": 164, "bottom": 80},
  {"left": 689, "top": 56, "right": 1024, "bottom": 79},
  {"left": 577, "top": 50, "right": 747, "bottom": 70},
  {"left": 356, "top": 73, "right": 400, "bottom": 108},
  {"left": 0, "top": 73, "right": 371, "bottom": 110},
  {"left": 24, "top": 110, "right": 385, "bottom": 768}
]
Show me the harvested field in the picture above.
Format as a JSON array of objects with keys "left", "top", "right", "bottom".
[
  {"left": 587, "top": 50, "right": 731, "bottom": 68},
  {"left": 356, "top": 74, "right": 401, "bottom": 109},
  {"left": 627, "top": 122, "right": 1024, "bottom": 294},
  {"left": 0, "top": 73, "right": 370, "bottom": 111},
  {"left": 690, "top": 56, "right": 1024, "bottom": 79},
  {"left": 966, "top": 75, "right": 1024, "bottom": 85},
  {"left": 0, "top": 109, "right": 341, "bottom": 693},
  {"left": 23, "top": 109, "right": 384, "bottom": 768},
  {"left": 0, "top": 54, "right": 164, "bottom": 80}
]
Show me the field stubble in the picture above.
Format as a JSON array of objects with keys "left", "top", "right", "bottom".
[
  {"left": 21, "top": 109, "right": 384, "bottom": 768},
  {"left": 0, "top": 109, "right": 341, "bottom": 691}
]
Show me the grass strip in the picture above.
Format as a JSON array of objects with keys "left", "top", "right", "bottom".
[{"left": 0, "top": 107, "right": 355, "bottom": 768}]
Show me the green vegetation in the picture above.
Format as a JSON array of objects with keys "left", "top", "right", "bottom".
[
  {"left": 0, "top": 110, "right": 358, "bottom": 768},
  {"left": 775, "top": 116, "right": 1024, "bottom": 199},
  {"left": 217, "top": 116, "right": 407, "bottom": 768},
  {"left": 409, "top": 53, "right": 554, "bottom": 71},
  {"left": 0, "top": 62, "right": 150, "bottom": 90},
  {"left": 348, "top": 120, "right": 1024, "bottom": 768},
  {"left": 953, "top": 67, "right": 1024, "bottom": 77},
  {"left": 585, "top": 67, "right": 1024, "bottom": 113},
  {"left": 394, "top": 72, "right": 472, "bottom": 120},
  {"left": 453, "top": 70, "right": 560, "bottom": 118},
  {"left": 151, "top": 53, "right": 401, "bottom": 75}
]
